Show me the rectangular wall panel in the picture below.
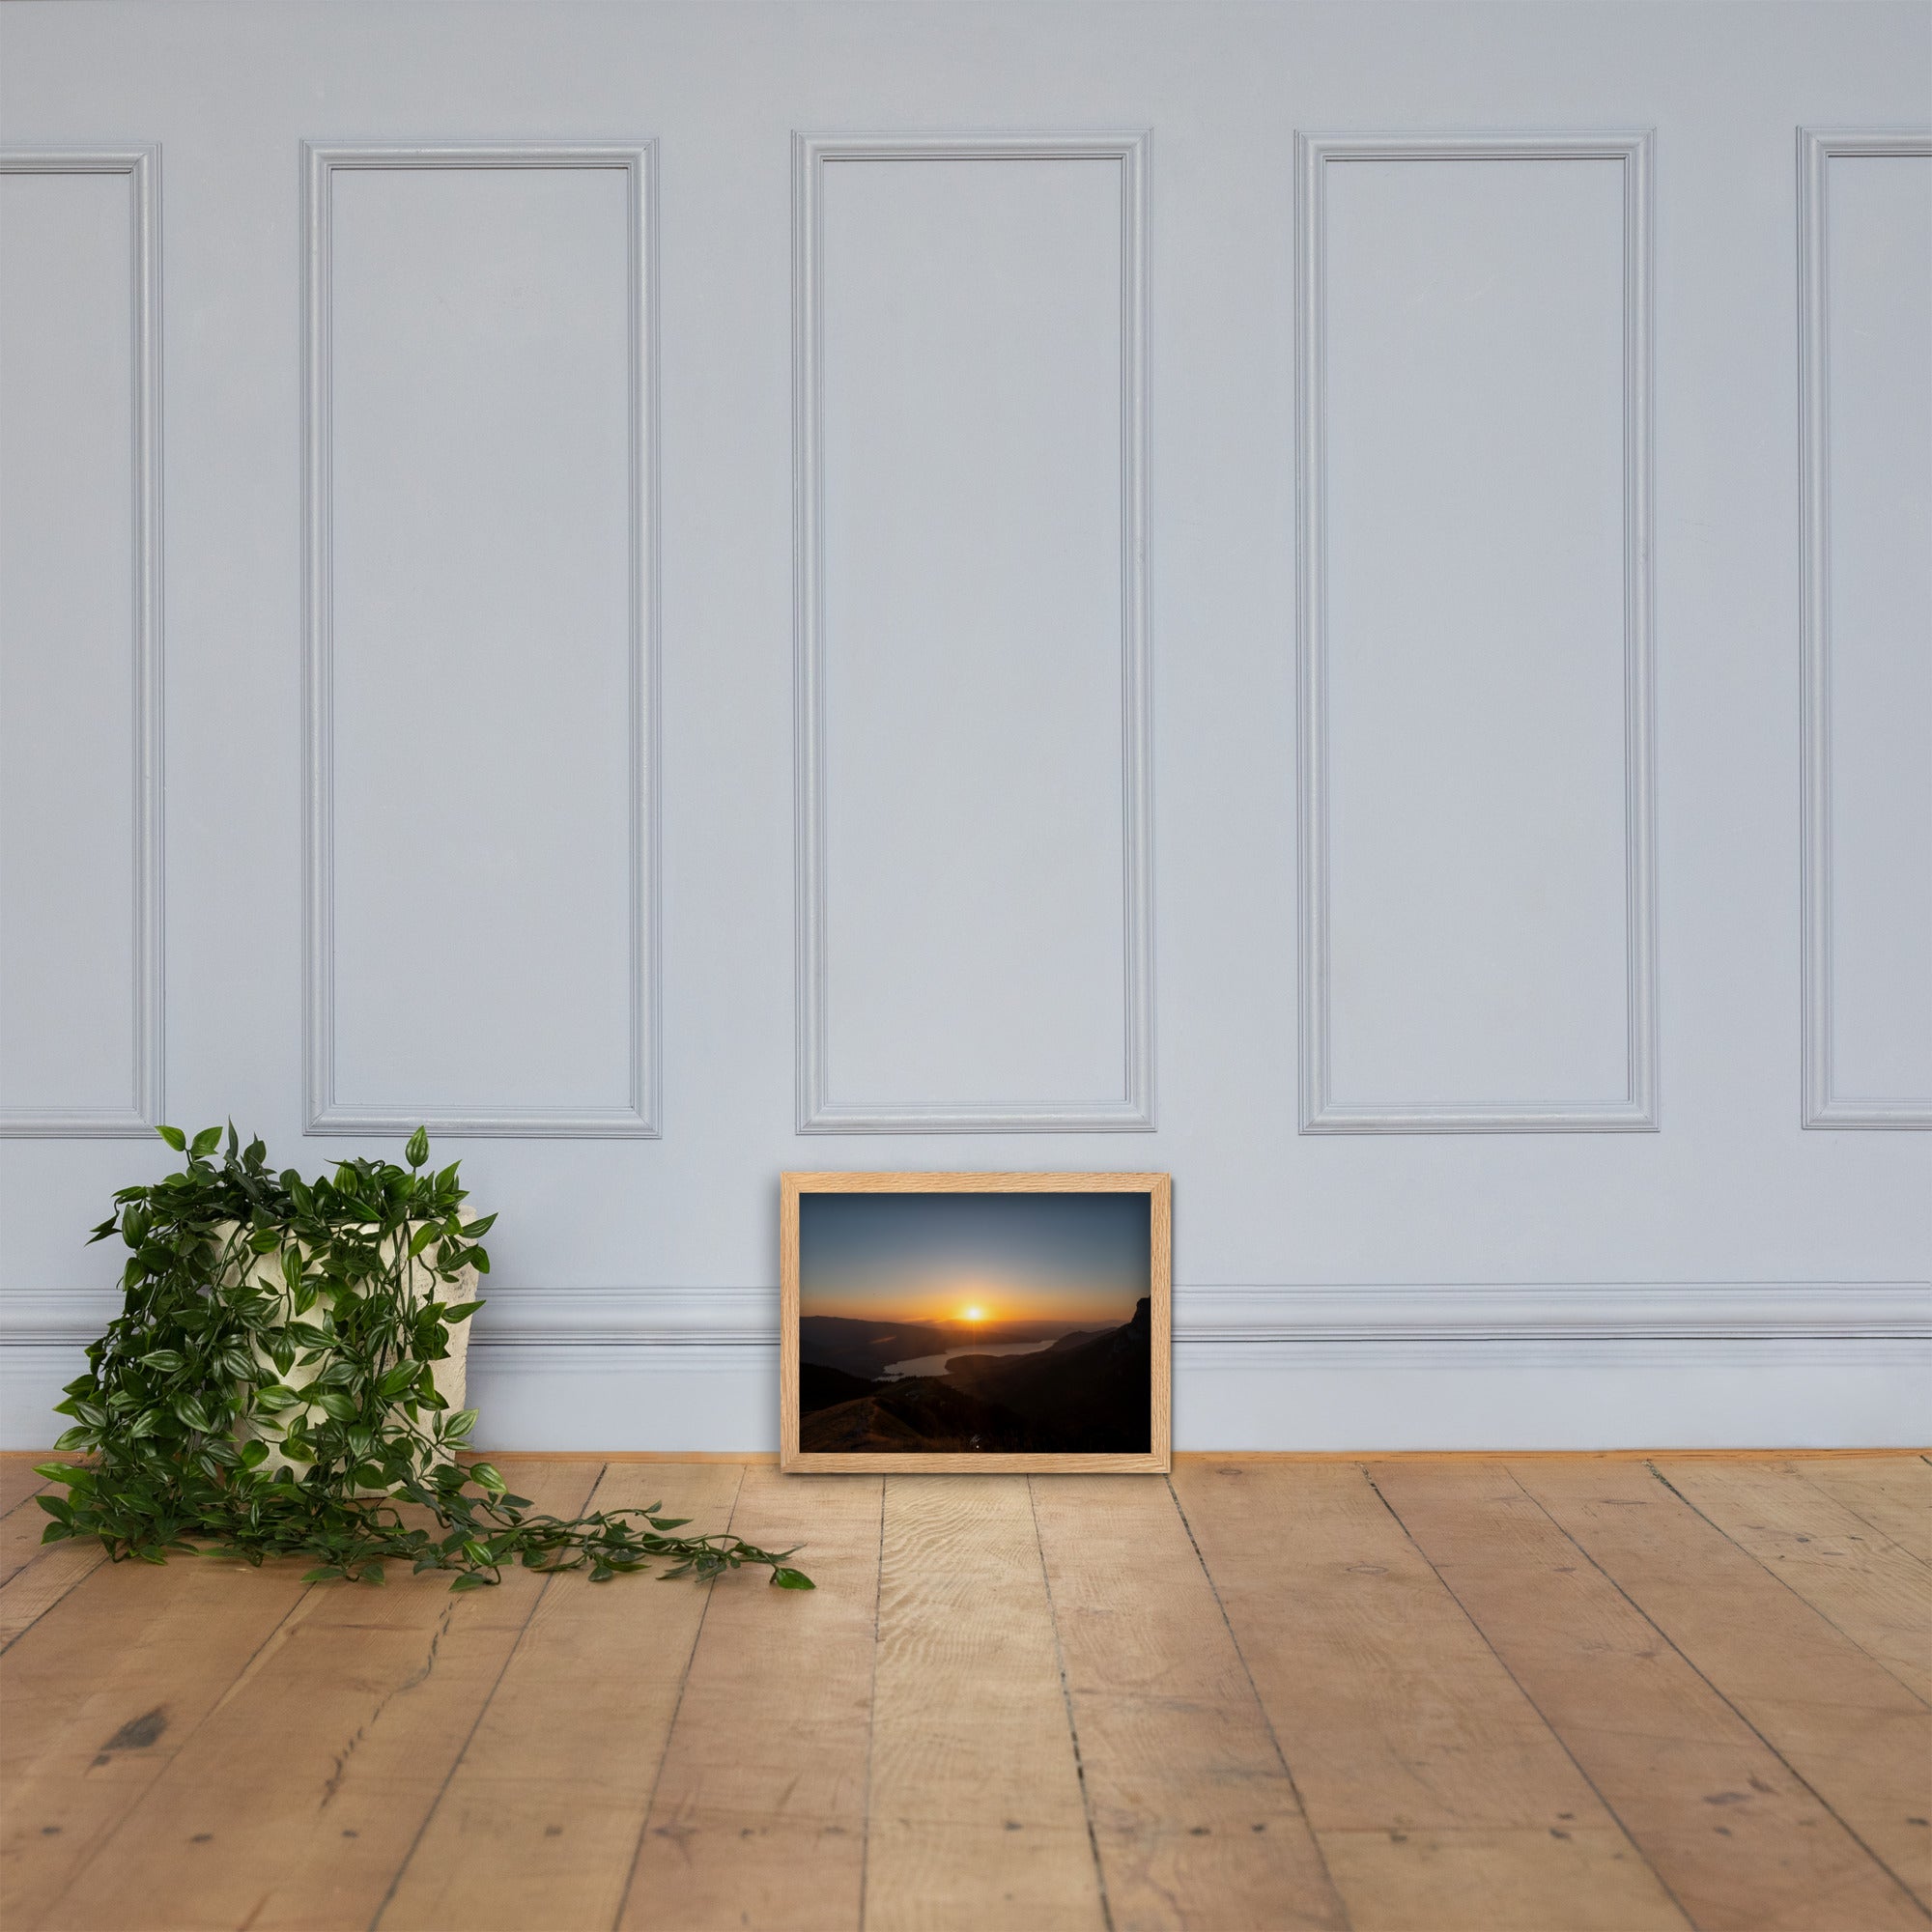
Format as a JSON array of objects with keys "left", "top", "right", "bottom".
[
  {"left": 794, "top": 133, "right": 1152, "bottom": 1132},
  {"left": 0, "top": 149, "right": 161, "bottom": 1136},
  {"left": 304, "top": 144, "right": 657, "bottom": 1136},
  {"left": 1297, "top": 132, "right": 1655, "bottom": 1133},
  {"left": 1800, "top": 129, "right": 1932, "bottom": 1128}
]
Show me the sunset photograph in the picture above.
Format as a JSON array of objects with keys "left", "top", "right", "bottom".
[{"left": 782, "top": 1179, "right": 1168, "bottom": 1464}]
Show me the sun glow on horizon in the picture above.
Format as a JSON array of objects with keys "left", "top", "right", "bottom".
[{"left": 798, "top": 1192, "right": 1151, "bottom": 1328}]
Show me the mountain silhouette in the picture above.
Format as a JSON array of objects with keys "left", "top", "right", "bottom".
[
  {"left": 795, "top": 1315, "right": 953, "bottom": 1379},
  {"left": 798, "top": 1361, "right": 887, "bottom": 1411},
  {"left": 797, "top": 1297, "right": 1151, "bottom": 1455},
  {"left": 946, "top": 1297, "right": 1151, "bottom": 1450}
]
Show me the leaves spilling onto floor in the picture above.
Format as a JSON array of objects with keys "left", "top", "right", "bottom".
[{"left": 39, "top": 1125, "right": 811, "bottom": 1592}]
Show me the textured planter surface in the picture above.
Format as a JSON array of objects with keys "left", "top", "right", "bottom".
[{"left": 209, "top": 1220, "right": 478, "bottom": 1478}]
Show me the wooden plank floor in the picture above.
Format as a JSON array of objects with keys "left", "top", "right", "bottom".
[{"left": 0, "top": 1455, "right": 1925, "bottom": 1931}]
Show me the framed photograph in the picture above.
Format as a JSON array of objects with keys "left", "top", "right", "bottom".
[{"left": 781, "top": 1172, "right": 1171, "bottom": 1473}]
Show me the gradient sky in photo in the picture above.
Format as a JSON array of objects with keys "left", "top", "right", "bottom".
[{"left": 798, "top": 1190, "right": 1151, "bottom": 1323}]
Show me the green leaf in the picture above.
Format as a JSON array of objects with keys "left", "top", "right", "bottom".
[
  {"left": 156, "top": 1123, "right": 187, "bottom": 1151},
  {"left": 405, "top": 1127, "right": 429, "bottom": 1169},
  {"left": 54, "top": 1128, "right": 810, "bottom": 1611},
  {"left": 770, "top": 1567, "right": 815, "bottom": 1590}
]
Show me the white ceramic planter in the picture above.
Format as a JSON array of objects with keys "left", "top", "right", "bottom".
[{"left": 208, "top": 1219, "right": 479, "bottom": 1479}]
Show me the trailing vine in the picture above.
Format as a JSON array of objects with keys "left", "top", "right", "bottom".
[{"left": 36, "top": 1125, "right": 812, "bottom": 1592}]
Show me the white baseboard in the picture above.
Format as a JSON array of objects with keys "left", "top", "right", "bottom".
[{"left": 5, "top": 1282, "right": 1926, "bottom": 1452}]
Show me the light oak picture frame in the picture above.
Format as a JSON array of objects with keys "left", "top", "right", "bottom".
[{"left": 781, "top": 1171, "right": 1172, "bottom": 1473}]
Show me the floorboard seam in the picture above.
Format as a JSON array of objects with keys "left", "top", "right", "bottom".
[
  {"left": 34, "top": 1574, "right": 318, "bottom": 1921},
  {"left": 858, "top": 1474, "right": 885, "bottom": 1932},
  {"left": 609, "top": 1460, "right": 747, "bottom": 1932},
  {"left": 1358, "top": 1463, "right": 1698, "bottom": 1931},
  {"left": 1163, "top": 1471, "right": 1353, "bottom": 1932},
  {"left": 1028, "top": 1474, "right": 1114, "bottom": 1932},
  {"left": 365, "top": 1461, "right": 607, "bottom": 1932},
  {"left": 0, "top": 1479, "right": 48, "bottom": 1523},
  {"left": 0, "top": 1547, "right": 109, "bottom": 1654},
  {"left": 1510, "top": 1464, "right": 1931, "bottom": 1919},
  {"left": 1644, "top": 1461, "right": 1932, "bottom": 1714},
  {"left": 1789, "top": 1464, "right": 1932, "bottom": 1576}
]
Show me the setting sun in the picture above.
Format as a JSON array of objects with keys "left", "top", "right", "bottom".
[{"left": 961, "top": 1306, "right": 985, "bottom": 1321}]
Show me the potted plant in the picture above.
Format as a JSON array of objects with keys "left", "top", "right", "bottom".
[{"left": 36, "top": 1124, "right": 810, "bottom": 1592}]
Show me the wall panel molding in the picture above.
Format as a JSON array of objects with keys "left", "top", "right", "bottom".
[
  {"left": 0, "top": 146, "right": 163, "bottom": 1137},
  {"left": 1295, "top": 130, "right": 1657, "bottom": 1134},
  {"left": 7, "top": 1279, "right": 1923, "bottom": 1360},
  {"left": 10, "top": 1280, "right": 1921, "bottom": 1450},
  {"left": 792, "top": 130, "right": 1154, "bottom": 1132},
  {"left": 1798, "top": 126, "right": 1932, "bottom": 1129},
  {"left": 301, "top": 142, "right": 660, "bottom": 1137}
]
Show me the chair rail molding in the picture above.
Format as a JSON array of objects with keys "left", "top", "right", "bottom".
[
  {"left": 0, "top": 145, "right": 164, "bottom": 1138},
  {"left": 301, "top": 140, "right": 661, "bottom": 1137},
  {"left": 791, "top": 130, "right": 1155, "bottom": 1133},
  {"left": 1798, "top": 126, "right": 1932, "bottom": 1130},
  {"left": 1295, "top": 129, "right": 1658, "bottom": 1134},
  {"left": 6, "top": 1281, "right": 1924, "bottom": 1371}
]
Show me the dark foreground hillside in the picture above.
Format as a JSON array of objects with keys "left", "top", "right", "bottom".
[{"left": 797, "top": 1297, "right": 1151, "bottom": 1454}]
